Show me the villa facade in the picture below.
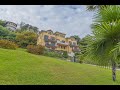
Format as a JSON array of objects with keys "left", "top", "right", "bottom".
[
  {"left": 4, "top": 21, "right": 17, "bottom": 31},
  {"left": 37, "top": 30, "right": 80, "bottom": 56}
]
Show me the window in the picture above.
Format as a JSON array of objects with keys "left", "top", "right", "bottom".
[
  {"left": 44, "top": 35, "right": 48, "bottom": 39},
  {"left": 44, "top": 35, "right": 48, "bottom": 41}
]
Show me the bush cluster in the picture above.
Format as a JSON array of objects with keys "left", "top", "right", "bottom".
[
  {"left": 62, "top": 51, "right": 68, "bottom": 58},
  {"left": 27, "top": 45, "right": 45, "bottom": 55},
  {"left": 43, "top": 50, "right": 63, "bottom": 58},
  {"left": 0, "top": 39, "right": 18, "bottom": 50},
  {"left": 16, "top": 31, "right": 38, "bottom": 48}
]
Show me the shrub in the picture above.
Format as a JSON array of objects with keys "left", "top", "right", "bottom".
[
  {"left": 0, "top": 25, "right": 9, "bottom": 37},
  {"left": 0, "top": 39, "right": 18, "bottom": 50},
  {"left": 27, "top": 45, "right": 45, "bottom": 55},
  {"left": 62, "top": 51, "right": 68, "bottom": 58},
  {"left": 0, "top": 25, "right": 17, "bottom": 42},
  {"left": 16, "top": 31, "right": 38, "bottom": 48},
  {"left": 79, "top": 59, "right": 83, "bottom": 63},
  {"left": 118, "top": 64, "right": 120, "bottom": 68},
  {"left": 43, "top": 50, "right": 63, "bottom": 58}
]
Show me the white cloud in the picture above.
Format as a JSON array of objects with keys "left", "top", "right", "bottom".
[{"left": 0, "top": 5, "right": 94, "bottom": 38}]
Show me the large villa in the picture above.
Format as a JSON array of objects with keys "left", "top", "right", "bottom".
[{"left": 37, "top": 30, "right": 80, "bottom": 56}]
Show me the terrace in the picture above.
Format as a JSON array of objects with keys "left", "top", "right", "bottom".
[{"left": 56, "top": 40, "right": 69, "bottom": 46}]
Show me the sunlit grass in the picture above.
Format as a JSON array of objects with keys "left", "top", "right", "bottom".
[{"left": 0, "top": 48, "right": 120, "bottom": 85}]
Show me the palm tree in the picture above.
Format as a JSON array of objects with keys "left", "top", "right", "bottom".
[
  {"left": 86, "top": 6, "right": 120, "bottom": 81},
  {"left": 86, "top": 5, "right": 109, "bottom": 11}
]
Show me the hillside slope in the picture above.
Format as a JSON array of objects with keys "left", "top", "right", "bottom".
[{"left": 0, "top": 48, "right": 120, "bottom": 85}]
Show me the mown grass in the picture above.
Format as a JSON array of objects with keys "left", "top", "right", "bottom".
[{"left": 0, "top": 48, "right": 120, "bottom": 85}]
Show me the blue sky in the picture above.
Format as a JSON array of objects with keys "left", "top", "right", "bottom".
[{"left": 0, "top": 5, "right": 94, "bottom": 38}]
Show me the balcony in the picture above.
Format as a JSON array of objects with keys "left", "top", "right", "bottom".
[
  {"left": 44, "top": 38, "right": 57, "bottom": 42},
  {"left": 49, "top": 38, "right": 57, "bottom": 42},
  {"left": 45, "top": 43, "right": 57, "bottom": 49},
  {"left": 57, "top": 40, "right": 69, "bottom": 46}
]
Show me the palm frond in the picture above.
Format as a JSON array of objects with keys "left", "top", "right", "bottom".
[
  {"left": 86, "top": 5, "right": 98, "bottom": 11},
  {"left": 110, "top": 42, "right": 120, "bottom": 61},
  {"left": 94, "top": 5, "right": 120, "bottom": 23}
]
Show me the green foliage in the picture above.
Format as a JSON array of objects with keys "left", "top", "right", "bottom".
[
  {"left": 94, "top": 6, "right": 120, "bottom": 23},
  {"left": 27, "top": 45, "right": 45, "bottom": 55},
  {"left": 0, "top": 39, "right": 18, "bottom": 50},
  {"left": 72, "top": 35, "right": 81, "bottom": 45},
  {"left": 62, "top": 51, "right": 68, "bottom": 58},
  {"left": 79, "top": 35, "right": 92, "bottom": 54},
  {"left": 43, "top": 50, "right": 63, "bottom": 58},
  {"left": 86, "top": 5, "right": 110, "bottom": 11},
  {"left": 16, "top": 31, "right": 38, "bottom": 48},
  {"left": 78, "top": 35, "right": 93, "bottom": 63},
  {"left": 85, "top": 6, "right": 120, "bottom": 70},
  {"left": 0, "top": 25, "right": 16, "bottom": 41},
  {"left": 19, "top": 22, "right": 39, "bottom": 33},
  {"left": 1, "top": 48, "right": 120, "bottom": 84},
  {"left": 0, "top": 20, "right": 6, "bottom": 26},
  {"left": 0, "top": 25, "right": 9, "bottom": 37}
]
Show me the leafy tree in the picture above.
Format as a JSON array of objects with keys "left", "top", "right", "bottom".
[
  {"left": 0, "top": 20, "right": 6, "bottom": 26},
  {"left": 79, "top": 35, "right": 92, "bottom": 54},
  {"left": 72, "top": 35, "right": 81, "bottom": 45},
  {"left": 19, "top": 22, "right": 39, "bottom": 34},
  {"left": 86, "top": 6, "right": 120, "bottom": 81},
  {"left": 20, "top": 22, "right": 25, "bottom": 28},
  {"left": 0, "top": 25, "right": 9, "bottom": 38},
  {"left": 16, "top": 31, "right": 38, "bottom": 48},
  {"left": 0, "top": 25, "right": 16, "bottom": 41},
  {"left": 77, "top": 35, "right": 93, "bottom": 63}
]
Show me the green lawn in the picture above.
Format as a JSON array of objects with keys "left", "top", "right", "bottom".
[{"left": 0, "top": 48, "right": 120, "bottom": 85}]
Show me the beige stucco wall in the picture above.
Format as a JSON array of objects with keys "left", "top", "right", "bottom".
[{"left": 37, "top": 31, "right": 78, "bottom": 53}]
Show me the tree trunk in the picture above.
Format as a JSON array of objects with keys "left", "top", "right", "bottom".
[{"left": 112, "top": 62, "right": 116, "bottom": 81}]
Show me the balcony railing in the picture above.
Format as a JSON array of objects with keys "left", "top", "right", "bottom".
[
  {"left": 44, "top": 38, "right": 57, "bottom": 42},
  {"left": 57, "top": 41, "right": 69, "bottom": 46},
  {"left": 45, "top": 43, "right": 57, "bottom": 49}
]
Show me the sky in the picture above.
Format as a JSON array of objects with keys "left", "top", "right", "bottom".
[{"left": 0, "top": 5, "right": 94, "bottom": 38}]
